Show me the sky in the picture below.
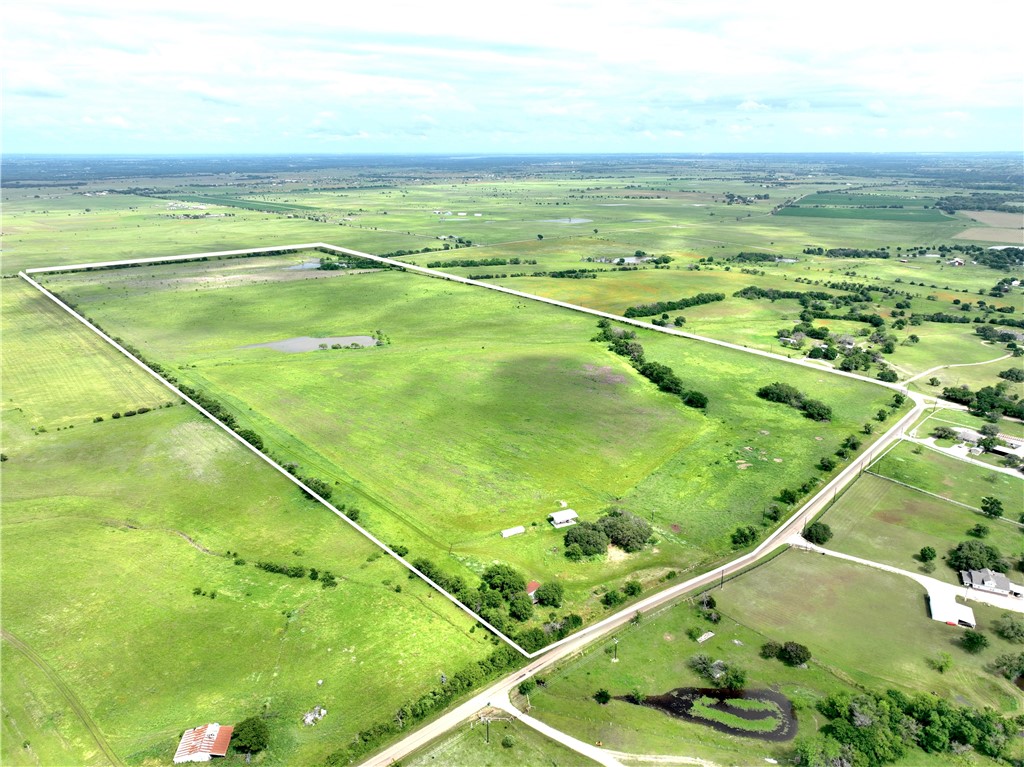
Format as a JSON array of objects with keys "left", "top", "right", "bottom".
[{"left": 3, "top": 0, "right": 1023, "bottom": 155}]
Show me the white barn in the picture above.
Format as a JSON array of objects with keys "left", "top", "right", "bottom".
[{"left": 548, "top": 510, "right": 579, "bottom": 528}]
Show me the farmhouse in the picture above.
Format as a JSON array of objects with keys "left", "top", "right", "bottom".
[
  {"left": 548, "top": 509, "right": 578, "bottom": 528},
  {"left": 173, "top": 723, "right": 233, "bottom": 763},
  {"left": 961, "top": 568, "right": 1024, "bottom": 598},
  {"left": 953, "top": 427, "right": 984, "bottom": 444},
  {"left": 927, "top": 593, "right": 976, "bottom": 628}
]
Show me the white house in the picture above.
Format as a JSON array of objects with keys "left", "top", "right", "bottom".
[
  {"left": 961, "top": 568, "right": 1024, "bottom": 598},
  {"left": 548, "top": 510, "right": 579, "bottom": 528}
]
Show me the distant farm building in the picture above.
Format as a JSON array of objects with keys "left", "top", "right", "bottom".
[
  {"left": 548, "top": 510, "right": 578, "bottom": 528},
  {"left": 953, "top": 427, "right": 984, "bottom": 444},
  {"left": 961, "top": 568, "right": 1024, "bottom": 598},
  {"left": 527, "top": 581, "right": 541, "bottom": 602},
  {"left": 501, "top": 525, "right": 525, "bottom": 539},
  {"left": 173, "top": 723, "right": 233, "bottom": 763},
  {"left": 927, "top": 593, "right": 976, "bottom": 628}
]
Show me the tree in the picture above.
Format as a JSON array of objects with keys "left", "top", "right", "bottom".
[
  {"left": 534, "top": 581, "right": 564, "bottom": 608},
  {"left": 928, "top": 377, "right": 941, "bottom": 386},
  {"left": 508, "top": 593, "right": 534, "bottom": 622},
  {"left": 968, "top": 523, "right": 989, "bottom": 538},
  {"left": 928, "top": 652, "right": 953, "bottom": 673},
  {"left": 537, "top": 234, "right": 544, "bottom": 240},
  {"left": 731, "top": 525, "right": 758, "bottom": 546},
  {"left": 803, "top": 522, "right": 833, "bottom": 545},
  {"left": 802, "top": 399, "right": 833, "bottom": 422},
  {"left": 593, "top": 688, "right": 611, "bottom": 704},
  {"left": 715, "top": 665, "right": 747, "bottom": 690},
  {"left": 629, "top": 687, "right": 646, "bottom": 704},
  {"left": 818, "top": 456, "right": 837, "bottom": 471},
  {"left": 992, "top": 652, "right": 1024, "bottom": 680},
  {"left": 623, "top": 580, "right": 642, "bottom": 597},
  {"left": 564, "top": 522, "right": 609, "bottom": 557},
  {"left": 919, "top": 546, "right": 937, "bottom": 562},
  {"left": 947, "top": 539, "right": 1005, "bottom": 572},
  {"left": 778, "top": 641, "right": 812, "bottom": 666},
  {"left": 481, "top": 564, "right": 526, "bottom": 599},
  {"left": 232, "top": 716, "right": 269, "bottom": 754},
  {"left": 993, "top": 613, "right": 1024, "bottom": 643},
  {"left": 961, "top": 630, "right": 989, "bottom": 654},
  {"left": 760, "top": 640, "right": 782, "bottom": 659},
  {"left": 596, "top": 509, "right": 652, "bottom": 552},
  {"left": 981, "top": 496, "right": 1004, "bottom": 519}
]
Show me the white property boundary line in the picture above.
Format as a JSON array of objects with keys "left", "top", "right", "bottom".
[{"left": 19, "top": 242, "right": 922, "bottom": 660}]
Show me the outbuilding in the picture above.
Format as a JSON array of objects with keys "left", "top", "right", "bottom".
[
  {"left": 927, "top": 593, "right": 976, "bottom": 628},
  {"left": 548, "top": 510, "right": 578, "bottom": 529},
  {"left": 173, "top": 723, "right": 233, "bottom": 763},
  {"left": 501, "top": 525, "right": 526, "bottom": 539}
]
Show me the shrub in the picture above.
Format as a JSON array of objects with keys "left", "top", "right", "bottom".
[
  {"left": 501, "top": 735, "right": 515, "bottom": 749},
  {"left": 601, "top": 589, "right": 625, "bottom": 607},
  {"left": 623, "top": 580, "right": 643, "bottom": 597},
  {"left": 760, "top": 640, "right": 782, "bottom": 659},
  {"left": 803, "top": 522, "right": 833, "bottom": 545},
  {"left": 731, "top": 525, "right": 758, "bottom": 546},
  {"left": 993, "top": 613, "right": 1024, "bottom": 644},
  {"left": 968, "top": 523, "right": 989, "bottom": 538},
  {"left": 779, "top": 642, "right": 812, "bottom": 666},
  {"left": 961, "top": 630, "right": 989, "bottom": 654},
  {"left": 93, "top": 416, "right": 103, "bottom": 423},
  {"left": 518, "top": 678, "right": 536, "bottom": 696},
  {"left": 919, "top": 546, "right": 936, "bottom": 562},
  {"left": 593, "top": 689, "right": 611, "bottom": 704},
  {"left": 818, "top": 456, "right": 837, "bottom": 471}
]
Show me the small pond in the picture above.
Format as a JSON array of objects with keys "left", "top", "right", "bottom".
[
  {"left": 241, "top": 336, "right": 377, "bottom": 353},
  {"left": 618, "top": 687, "right": 796, "bottom": 742},
  {"left": 283, "top": 260, "right": 322, "bottom": 270}
]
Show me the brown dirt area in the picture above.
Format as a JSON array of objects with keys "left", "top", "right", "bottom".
[
  {"left": 954, "top": 227, "right": 1024, "bottom": 244},
  {"left": 963, "top": 210, "right": 1024, "bottom": 228}
]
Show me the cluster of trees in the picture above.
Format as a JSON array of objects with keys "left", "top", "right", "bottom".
[
  {"left": 934, "top": 192, "right": 1024, "bottom": 214},
  {"left": 317, "top": 254, "right": 391, "bottom": 271},
  {"left": 795, "top": 688, "right": 1021, "bottom": 764},
  {"left": 564, "top": 507, "right": 654, "bottom": 560},
  {"left": 823, "top": 248, "right": 891, "bottom": 259},
  {"left": 756, "top": 382, "right": 833, "bottom": 422},
  {"left": 760, "top": 640, "right": 812, "bottom": 666},
  {"left": 803, "top": 522, "right": 833, "bottom": 545},
  {"left": 947, "top": 539, "right": 1008, "bottom": 573},
  {"left": 324, "top": 645, "right": 522, "bottom": 766},
  {"left": 622, "top": 292, "right": 725, "bottom": 318},
  {"left": 593, "top": 320, "right": 709, "bottom": 409},
  {"left": 731, "top": 251, "right": 779, "bottom": 263},
  {"left": 688, "top": 654, "right": 747, "bottom": 690},
  {"left": 941, "top": 382, "right": 1024, "bottom": 419},
  {"left": 425, "top": 257, "right": 536, "bottom": 268},
  {"left": 254, "top": 560, "right": 338, "bottom": 587}
]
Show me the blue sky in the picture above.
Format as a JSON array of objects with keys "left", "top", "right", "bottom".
[{"left": 4, "top": 0, "right": 1022, "bottom": 154}]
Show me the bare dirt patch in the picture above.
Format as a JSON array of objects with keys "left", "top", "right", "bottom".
[
  {"left": 954, "top": 227, "right": 1024, "bottom": 244},
  {"left": 606, "top": 545, "right": 629, "bottom": 563},
  {"left": 581, "top": 364, "right": 627, "bottom": 385},
  {"left": 963, "top": 210, "right": 1024, "bottom": 228}
]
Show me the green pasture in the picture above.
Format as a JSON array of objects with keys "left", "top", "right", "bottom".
[
  {"left": 1, "top": 277, "right": 493, "bottom": 765},
  {"left": 822, "top": 472, "right": 1023, "bottom": 581},
  {"left": 529, "top": 549, "right": 1019, "bottom": 764},
  {"left": 803, "top": 193, "right": 938, "bottom": 208},
  {"left": 868, "top": 440, "right": 1022, "bottom": 513},
  {"left": 404, "top": 718, "right": 595, "bottom": 767},
  {"left": 40, "top": 257, "right": 900, "bottom": 626}
]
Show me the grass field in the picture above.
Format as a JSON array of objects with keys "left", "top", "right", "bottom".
[
  {"left": 822, "top": 472, "right": 1023, "bottom": 581},
  {"left": 868, "top": 440, "right": 1022, "bottom": 514},
  {"left": 39, "top": 254, "right": 901, "bottom": 631},
  {"left": 404, "top": 717, "right": 595, "bottom": 767},
  {"left": 1, "top": 276, "right": 495, "bottom": 765},
  {"left": 529, "top": 550, "right": 1020, "bottom": 765},
  {"left": 776, "top": 206, "right": 953, "bottom": 222}
]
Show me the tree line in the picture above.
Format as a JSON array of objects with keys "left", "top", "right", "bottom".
[{"left": 622, "top": 292, "right": 725, "bottom": 318}]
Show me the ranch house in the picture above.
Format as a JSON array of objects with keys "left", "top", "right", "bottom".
[{"left": 961, "top": 568, "right": 1024, "bottom": 598}]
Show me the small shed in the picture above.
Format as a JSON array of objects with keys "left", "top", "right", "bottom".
[
  {"left": 527, "top": 581, "right": 541, "bottom": 602},
  {"left": 501, "top": 525, "right": 526, "bottom": 539},
  {"left": 173, "top": 723, "right": 233, "bottom": 763},
  {"left": 927, "top": 593, "right": 976, "bottom": 628},
  {"left": 548, "top": 510, "right": 579, "bottom": 529}
]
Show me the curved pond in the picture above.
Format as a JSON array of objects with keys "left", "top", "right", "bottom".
[{"left": 618, "top": 687, "right": 797, "bottom": 742}]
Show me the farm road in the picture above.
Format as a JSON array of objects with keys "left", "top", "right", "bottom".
[{"left": 1, "top": 628, "right": 125, "bottom": 766}]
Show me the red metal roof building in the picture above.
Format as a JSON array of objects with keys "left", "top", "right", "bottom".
[{"left": 173, "top": 723, "right": 233, "bottom": 763}]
